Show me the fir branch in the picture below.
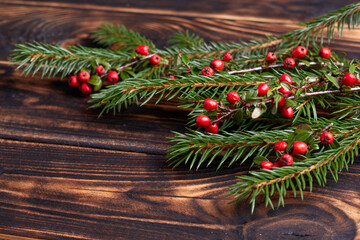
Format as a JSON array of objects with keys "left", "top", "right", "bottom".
[
  {"left": 92, "top": 23, "right": 155, "bottom": 50},
  {"left": 287, "top": 2, "right": 360, "bottom": 45},
  {"left": 182, "top": 37, "right": 283, "bottom": 60},
  {"left": 229, "top": 127, "right": 360, "bottom": 212},
  {"left": 89, "top": 74, "right": 273, "bottom": 115},
  {"left": 168, "top": 116, "right": 360, "bottom": 170},
  {"left": 167, "top": 30, "right": 204, "bottom": 48},
  {"left": 10, "top": 42, "right": 132, "bottom": 78},
  {"left": 331, "top": 94, "right": 360, "bottom": 119},
  {"left": 167, "top": 129, "right": 293, "bottom": 170}
]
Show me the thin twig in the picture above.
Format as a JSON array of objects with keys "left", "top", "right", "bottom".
[
  {"left": 228, "top": 62, "right": 327, "bottom": 75},
  {"left": 116, "top": 54, "right": 155, "bottom": 71},
  {"left": 289, "top": 87, "right": 360, "bottom": 98}
]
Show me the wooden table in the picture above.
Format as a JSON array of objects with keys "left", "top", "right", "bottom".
[{"left": 1, "top": 1, "right": 360, "bottom": 239}]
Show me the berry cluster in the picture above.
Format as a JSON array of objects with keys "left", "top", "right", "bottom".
[
  {"left": 201, "top": 52, "right": 232, "bottom": 76},
  {"left": 68, "top": 66, "right": 119, "bottom": 95},
  {"left": 195, "top": 46, "right": 358, "bottom": 133},
  {"left": 266, "top": 46, "right": 331, "bottom": 69},
  {"left": 259, "top": 131, "right": 334, "bottom": 170},
  {"left": 68, "top": 44, "right": 161, "bottom": 95},
  {"left": 196, "top": 98, "right": 219, "bottom": 134},
  {"left": 135, "top": 44, "right": 162, "bottom": 65}
]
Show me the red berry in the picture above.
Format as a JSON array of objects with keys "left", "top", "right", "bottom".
[
  {"left": 210, "top": 59, "right": 224, "bottom": 71},
  {"left": 260, "top": 161, "right": 273, "bottom": 170},
  {"left": 320, "top": 132, "right": 334, "bottom": 145},
  {"left": 341, "top": 73, "right": 357, "bottom": 87},
  {"left": 357, "top": 76, "right": 360, "bottom": 84},
  {"left": 284, "top": 58, "right": 296, "bottom": 69},
  {"left": 168, "top": 74, "right": 175, "bottom": 79},
  {"left": 279, "top": 87, "right": 292, "bottom": 95},
  {"left": 68, "top": 76, "right": 80, "bottom": 87},
  {"left": 279, "top": 73, "right": 293, "bottom": 85},
  {"left": 281, "top": 107, "right": 293, "bottom": 118},
  {"left": 79, "top": 83, "right": 92, "bottom": 96},
  {"left": 78, "top": 70, "right": 90, "bottom": 82},
  {"left": 226, "top": 90, "right": 240, "bottom": 104},
  {"left": 222, "top": 52, "right": 232, "bottom": 62},
  {"left": 274, "top": 141, "right": 287, "bottom": 152},
  {"left": 186, "top": 68, "right": 191, "bottom": 72},
  {"left": 319, "top": 47, "right": 331, "bottom": 58},
  {"left": 206, "top": 123, "right": 218, "bottom": 134},
  {"left": 107, "top": 71, "right": 119, "bottom": 84},
  {"left": 196, "top": 115, "right": 210, "bottom": 128},
  {"left": 273, "top": 162, "right": 281, "bottom": 168},
  {"left": 279, "top": 154, "right": 293, "bottom": 166},
  {"left": 265, "top": 52, "right": 277, "bottom": 64},
  {"left": 201, "top": 66, "right": 215, "bottom": 76},
  {"left": 95, "top": 65, "right": 105, "bottom": 75},
  {"left": 272, "top": 96, "right": 286, "bottom": 108},
  {"left": 203, "top": 98, "right": 218, "bottom": 111},
  {"left": 149, "top": 54, "right": 161, "bottom": 65},
  {"left": 291, "top": 46, "right": 308, "bottom": 58},
  {"left": 293, "top": 141, "right": 308, "bottom": 155},
  {"left": 135, "top": 45, "right": 149, "bottom": 56},
  {"left": 257, "top": 83, "right": 269, "bottom": 97}
]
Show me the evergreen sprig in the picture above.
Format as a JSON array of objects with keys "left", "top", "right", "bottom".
[
  {"left": 167, "top": 30, "right": 204, "bottom": 48},
  {"left": 92, "top": 23, "right": 156, "bottom": 50},
  {"left": 89, "top": 74, "right": 271, "bottom": 115},
  {"left": 11, "top": 42, "right": 133, "bottom": 78},
  {"left": 229, "top": 126, "right": 360, "bottom": 212},
  {"left": 286, "top": 2, "right": 360, "bottom": 45},
  {"left": 168, "top": 128, "right": 293, "bottom": 170},
  {"left": 167, "top": 117, "right": 358, "bottom": 169}
]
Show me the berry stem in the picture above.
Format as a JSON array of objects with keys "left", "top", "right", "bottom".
[
  {"left": 228, "top": 61, "right": 342, "bottom": 75},
  {"left": 291, "top": 87, "right": 360, "bottom": 98},
  {"left": 228, "top": 62, "right": 315, "bottom": 74},
  {"left": 263, "top": 87, "right": 360, "bottom": 104},
  {"left": 115, "top": 53, "right": 156, "bottom": 72},
  {"left": 321, "top": 123, "right": 334, "bottom": 132},
  {"left": 212, "top": 107, "right": 242, "bottom": 124}
]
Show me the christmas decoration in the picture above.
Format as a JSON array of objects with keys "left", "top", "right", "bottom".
[{"left": 10, "top": 2, "right": 360, "bottom": 212}]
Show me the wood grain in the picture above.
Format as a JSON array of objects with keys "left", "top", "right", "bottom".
[
  {"left": 0, "top": 62, "right": 189, "bottom": 154},
  {"left": 0, "top": 139, "right": 358, "bottom": 239},
  {"left": 1, "top": 0, "right": 360, "bottom": 239}
]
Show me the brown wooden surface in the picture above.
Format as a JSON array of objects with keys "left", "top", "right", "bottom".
[{"left": 1, "top": 1, "right": 360, "bottom": 239}]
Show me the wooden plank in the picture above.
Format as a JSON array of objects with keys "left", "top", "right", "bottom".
[
  {"left": 1, "top": 2, "right": 360, "bottom": 61},
  {"left": 0, "top": 139, "right": 357, "bottom": 239},
  {"left": 0, "top": 63, "right": 189, "bottom": 154},
  {"left": 0, "top": 233, "right": 39, "bottom": 240},
  {"left": 0, "top": 0, "right": 357, "bottom": 21}
]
